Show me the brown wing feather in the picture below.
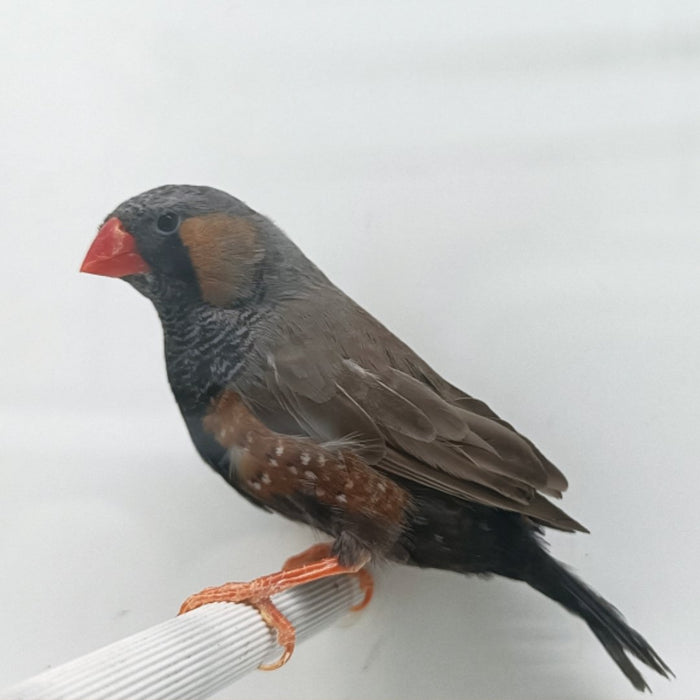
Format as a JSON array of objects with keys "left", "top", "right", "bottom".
[
  {"left": 384, "top": 430, "right": 535, "bottom": 504},
  {"left": 425, "top": 374, "right": 570, "bottom": 493},
  {"left": 266, "top": 365, "right": 386, "bottom": 464},
  {"left": 382, "top": 447, "right": 586, "bottom": 532},
  {"left": 259, "top": 306, "right": 584, "bottom": 532},
  {"left": 382, "top": 367, "right": 500, "bottom": 453}
]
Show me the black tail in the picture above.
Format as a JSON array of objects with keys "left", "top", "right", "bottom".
[{"left": 511, "top": 547, "right": 672, "bottom": 692}]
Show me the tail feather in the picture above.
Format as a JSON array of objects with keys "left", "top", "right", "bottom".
[{"left": 509, "top": 547, "right": 672, "bottom": 692}]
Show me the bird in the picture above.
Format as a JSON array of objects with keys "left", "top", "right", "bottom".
[{"left": 80, "top": 184, "right": 671, "bottom": 691}]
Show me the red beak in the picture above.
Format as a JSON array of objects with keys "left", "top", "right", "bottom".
[{"left": 80, "top": 217, "right": 151, "bottom": 277}]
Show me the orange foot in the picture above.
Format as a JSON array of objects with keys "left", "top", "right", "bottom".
[
  {"left": 282, "top": 543, "right": 373, "bottom": 612},
  {"left": 178, "top": 543, "right": 374, "bottom": 670}
]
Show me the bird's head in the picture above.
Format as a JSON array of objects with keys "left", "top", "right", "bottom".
[{"left": 80, "top": 184, "right": 294, "bottom": 308}]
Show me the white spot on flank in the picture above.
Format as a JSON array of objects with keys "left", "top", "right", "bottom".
[
  {"left": 269, "top": 458, "right": 278, "bottom": 467},
  {"left": 300, "top": 452, "right": 311, "bottom": 466},
  {"left": 261, "top": 473, "right": 271, "bottom": 485},
  {"left": 251, "top": 482, "right": 262, "bottom": 491},
  {"left": 317, "top": 454, "right": 326, "bottom": 466},
  {"left": 378, "top": 482, "right": 387, "bottom": 492},
  {"left": 304, "top": 470, "right": 317, "bottom": 481},
  {"left": 246, "top": 431, "right": 254, "bottom": 444},
  {"left": 316, "top": 487, "right": 325, "bottom": 497},
  {"left": 345, "top": 480, "right": 354, "bottom": 490},
  {"left": 288, "top": 465, "right": 298, "bottom": 475},
  {"left": 275, "top": 444, "right": 284, "bottom": 456},
  {"left": 218, "top": 429, "right": 227, "bottom": 441},
  {"left": 336, "top": 494, "right": 348, "bottom": 504}
]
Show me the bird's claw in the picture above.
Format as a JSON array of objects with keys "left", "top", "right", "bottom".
[
  {"left": 179, "top": 583, "right": 298, "bottom": 669},
  {"left": 282, "top": 542, "right": 374, "bottom": 611},
  {"left": 178, "top": 544, "right": 374, "bottom": 670}
]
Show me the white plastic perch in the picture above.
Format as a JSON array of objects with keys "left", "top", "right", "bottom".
[{"left": 2, "top": 575, "right": 364, "bottom": 700}]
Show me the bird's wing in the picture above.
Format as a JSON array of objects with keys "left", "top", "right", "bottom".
[{"left": 261, "top": 316, "right": 585, "bottom": 533}]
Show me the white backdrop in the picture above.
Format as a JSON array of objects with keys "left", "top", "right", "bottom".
[{"left": 1, "top": 2, "right": 698, "bottom": 698}]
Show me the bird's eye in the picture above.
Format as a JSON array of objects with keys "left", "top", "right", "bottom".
[{"left": 156, "top": 211, "right": 180, "bottom": 235}]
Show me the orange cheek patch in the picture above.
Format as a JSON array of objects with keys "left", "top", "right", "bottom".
[
  {"left": 179, "top": 214, "right": 263, "bottom": 306},
  {"left": 205, "top": 391, "right": 410, "bottom": 526}
]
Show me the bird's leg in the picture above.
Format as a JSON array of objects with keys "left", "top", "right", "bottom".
[
  {"left": 281, "top": 542, "right": 374, "bottom": 611},
  {"left": 178, "top": 547, "right": 373, "bottom": 670}
]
